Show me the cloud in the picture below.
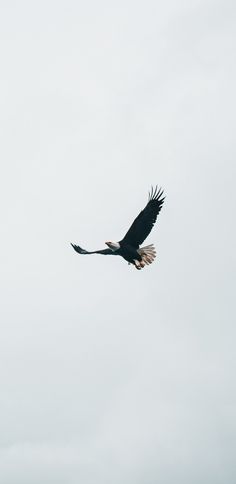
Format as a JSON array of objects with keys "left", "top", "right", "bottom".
[{"left": 0, "top": 0, "right": 236, "bottom": 482}]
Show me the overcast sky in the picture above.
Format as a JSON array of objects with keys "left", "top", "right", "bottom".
[{"left": 1, "top": 0, "right": 236, "bottom": 483}]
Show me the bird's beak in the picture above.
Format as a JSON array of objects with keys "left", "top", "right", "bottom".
[{"left": 105, "top": 242, "right": 109, "bottom": 247}]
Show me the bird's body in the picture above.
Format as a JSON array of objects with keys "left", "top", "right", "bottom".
[
  {"left": 71, "top": 186, "right": 165, "bottom": 270},
  {"left": 118, "top": 243, "right": 141, "bottom": 264}
]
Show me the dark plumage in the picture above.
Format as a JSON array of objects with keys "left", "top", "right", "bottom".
[{"left": 71, "top": 186, "right": 165, "bottom": 270}]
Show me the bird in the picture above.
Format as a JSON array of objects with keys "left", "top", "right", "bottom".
[{"left": 71, "top": 186, "right": 165, "bottom": 270}]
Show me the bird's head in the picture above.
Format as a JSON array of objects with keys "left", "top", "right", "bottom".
[{"left": 105, "top": 241, "right": 120, "bottom": 251}]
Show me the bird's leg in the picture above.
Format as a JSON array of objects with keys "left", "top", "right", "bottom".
[{"left": 134, "top": 260, "right": 142, "bottom": 270}]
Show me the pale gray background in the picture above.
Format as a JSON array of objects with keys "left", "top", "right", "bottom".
[{"left": 0, "top": 0, "right": 236, "bottom": 483}]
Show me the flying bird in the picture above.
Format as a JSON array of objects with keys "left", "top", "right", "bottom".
[{"left": 71, "top": 186, "right": 165, "bottom": 270}]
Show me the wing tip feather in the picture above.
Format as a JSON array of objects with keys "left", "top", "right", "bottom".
[{"left": 148, "top": 185, "right": 165, "bottom": 202}]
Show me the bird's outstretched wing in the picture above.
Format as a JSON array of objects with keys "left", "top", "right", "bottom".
[
  {"left": 71, "top": 243, "right": 113, "bottom": 255},
  {"left": 120, "top": 186, "right": 165, "bottom": 248}
]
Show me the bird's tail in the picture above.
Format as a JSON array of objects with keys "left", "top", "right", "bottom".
[{"left": 137, "top": 244, "right": 156, "bottom": 268}]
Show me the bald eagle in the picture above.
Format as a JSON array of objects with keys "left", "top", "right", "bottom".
[{"left": 71, "top": 186, "right": 165, "bottom": 270}]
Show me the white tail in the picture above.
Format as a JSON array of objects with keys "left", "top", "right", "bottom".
[{"left": 136, "top": 244, "right": 156, "bottom": 269}]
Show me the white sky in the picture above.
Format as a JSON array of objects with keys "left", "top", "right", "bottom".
[{"left": 1, "top": 1, "right": 236, "bottom": 483}]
